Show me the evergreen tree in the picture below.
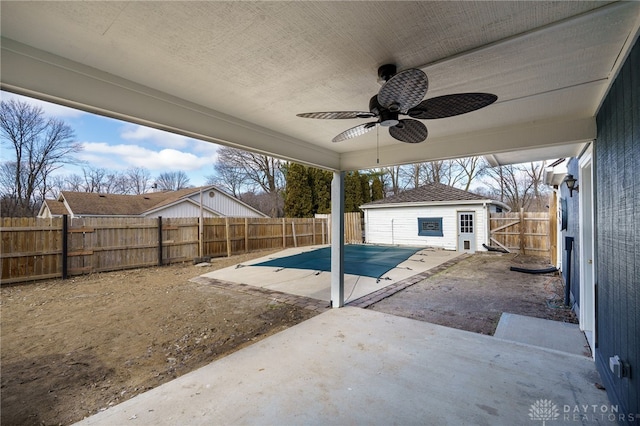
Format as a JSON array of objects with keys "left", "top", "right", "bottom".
[
  {"left": 311, "top": 168, "right": 332, "bottom": 214},
  {"left": 344, "top": 171, "right": 363, "bottom": 212},
  {"left": 284, "top": 163, "right": 314, "bottom": 217},
  {"left": 360, "top": 173, "right": 371, "bottom": 205},
  {"left": 371, "top": 176, "right": 384, "bottom": 200}
]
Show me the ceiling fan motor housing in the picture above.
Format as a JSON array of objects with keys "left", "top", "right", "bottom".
[
  {"left": 379, "top": 110, "right": 399, "bottom": 127},
  {"left": 369, "top": 95, "right": 382, "bottom": 116},
  {"left": 378, "top": 64, "right": 397, "bottom": 82}
]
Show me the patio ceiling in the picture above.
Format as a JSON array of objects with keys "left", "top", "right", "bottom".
[{"left": 1, "top": 1, "right": 639, "bottom": 171}]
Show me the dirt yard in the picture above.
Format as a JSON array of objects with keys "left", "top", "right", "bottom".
[
  {"left": 1, "top": 250, "right": 318, "bottom": 426},
  {"left": 371, "top": 252, "right": 577, "bottom": 335},
  {"left": 1, "top": 249, "right": 576, "bottom": 426}
]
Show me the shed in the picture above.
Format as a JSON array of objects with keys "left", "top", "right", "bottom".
[
  {"left": 37, "top": 186, "right": 268, "bottom": 219},
  {"left": 360, "top": 183, "right": 510, "bottom": 253}
]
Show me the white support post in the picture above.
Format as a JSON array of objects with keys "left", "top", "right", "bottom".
[{"left": 331, "top": 171, "right": 345, "bottom": 308}]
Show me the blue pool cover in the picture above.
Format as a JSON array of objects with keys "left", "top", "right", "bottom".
[{"left": 253, "top": 245, "right": 423, "bottom": 279}]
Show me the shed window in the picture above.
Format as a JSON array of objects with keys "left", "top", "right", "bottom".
[{"left": 418, "top": 217, "right": 443, "bottom": 237}]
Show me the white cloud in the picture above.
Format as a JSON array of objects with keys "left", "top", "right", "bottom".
[
  {"left": 0, "top": 91, "right": 86, "bottom": 118},
  {"left": 81, "top": 142, "right": 217, "bottom": 171},
  {"left": 192, "top": 140, "right": 220, "bottom": 156},
  {"left": 120, "top": 124, "right": 196, "bottom": 149}
]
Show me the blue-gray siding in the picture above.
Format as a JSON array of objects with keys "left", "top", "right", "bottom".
[
  {"left": 594, "top": 37, "right": 639, "bottom": 418},
  {"left": 561, "top": 158, "right": 581, "bottom": 307}
]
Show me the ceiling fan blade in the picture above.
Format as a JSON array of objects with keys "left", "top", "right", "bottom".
[
  {"left": 378, "top": 69, "right": 429, "bottom": 112},
  {"left": 389, "top": 119, "right": 428, "bottom": 144},
  {"left": 332, "top": 122, "right": 378, "bottom": 143},
  {"left": 297, "top": 111, "right": 375, "bottom": 119},
  {"left": 407, "top": 93, "right": 497, "bottom": 119}
]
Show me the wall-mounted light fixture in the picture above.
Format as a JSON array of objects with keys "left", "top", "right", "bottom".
[{"left": 563, "top": 174, "right": 579, "bottom": 197}]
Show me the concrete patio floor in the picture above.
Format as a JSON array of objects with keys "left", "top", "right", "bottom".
[
  {"left": 200, "top": 245, "right": 461, "bottom": 303},
  {"left": 76, "top": 307, "right": 608, "bottom": 426}
]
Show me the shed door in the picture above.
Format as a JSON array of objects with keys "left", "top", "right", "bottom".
[{"left": 458, "top": 212, "right": 476, "bottom": 253}]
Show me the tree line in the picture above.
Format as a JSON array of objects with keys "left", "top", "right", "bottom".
[
  {"left": 208, "top": 146, "right": 550, "bottom": 217},
  {"left": 1, "top": 98, "right": 550, "bottom": 217}
]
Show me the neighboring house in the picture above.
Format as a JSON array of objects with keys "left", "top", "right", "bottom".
[
  {"left": 543, "top": 40, "right": 638, "bottom": 418},
  {"left": 37, "top": 186, "right": 268, "bottom": 219},
  {"left": 360, "top": 183, "right": 510, "bottom": 253}
]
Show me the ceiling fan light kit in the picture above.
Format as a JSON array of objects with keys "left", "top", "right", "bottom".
[{"left": 297, "top": 64, "right": 497, "bottom": 144}]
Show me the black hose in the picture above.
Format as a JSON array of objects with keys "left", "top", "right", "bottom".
[
  {"left": 483, "top": 243, "right": 509, "bottom": 253},
  {"left": 509, "top": 266, "right": 558, "bottom": 274}
]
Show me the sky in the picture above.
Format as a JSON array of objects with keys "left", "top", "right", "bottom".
[{"left": 0, "top": 90, "right": 220, "bottom": 187}]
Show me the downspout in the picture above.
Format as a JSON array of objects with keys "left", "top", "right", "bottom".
[
  {"left": 483, "top": 202, "right": 489, "bottom": 250},
  {"left": 391, "top": 218, "right": 395, "bottom": 245},
  {"left": 564, "top": 236, "right": 574, "bottom": 306}
]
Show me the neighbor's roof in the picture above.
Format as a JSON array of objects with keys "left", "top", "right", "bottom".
[
  {"left": 59, "top": 187, "right": 212, "bottom": 216},
  {"left": 42, "top": 198, "right": 71, "bottom": 215},
  {"left": 361, "top": 183, "right": 506, "bottom": 208}
]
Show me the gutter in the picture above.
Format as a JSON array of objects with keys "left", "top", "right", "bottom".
[{"left": 361, "top": 199, "right": 511, "bottom": 212}]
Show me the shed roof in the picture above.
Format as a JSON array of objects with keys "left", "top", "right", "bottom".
[{"left": 361, "top": 183, "right": 500, "bottom": 208}]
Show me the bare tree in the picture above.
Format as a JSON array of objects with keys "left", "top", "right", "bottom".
[
  {"left": 206, "top": 163, "right": 247, "bottom": 197},
  {"left": 0, "top": 99, "right": 82, "bottom": 215},
  {"left": 454, "top": 157, "right": 488, "bottom": 191},
  {"left": 106, "top": 171, "right": 130, "bottom": 194},
  {"left": 523, "top": 161, "right": 550, "bottom": 211},
  {"left": 482, "top": 163, "right": 549, "bottom": 211},
  {"left": 382, "top": 165, "right": 403, "bottom": 196},
  {"left": 0, "top": 162, "right": 19, "bottom": 200},
  {"left": 211, "top": 147, "right": 284, "bottom": 216},
  {"left": 44, "top": 174, "right": 67, "bottom": 199},
  {"left": 240, "top": 190, "right": 283, "bottom": 217},
  {"left": 400, "top": 163, "right": 423, "bottom": 189},
  {"left": 60, "top": 173, "right": 84, "bottom": 192},
  {"left": 127, "top": 167, "right": 153, "bottom": 194},
  {"left": 82, "top": 167, "right": 109, "bottom": 193},
  {"left": 155, "top": 171, "right": 191, "bottom": 191},
  {"left": 422, "top": 160, "right": 462, "bottom": 185}
]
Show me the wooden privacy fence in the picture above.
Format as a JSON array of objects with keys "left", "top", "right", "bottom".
[
  {"left": 315, "top": 212, "right": 363, "bottom": 244},
  {"left": 1, "top": 216, "right": 329, "bottom": 284},
  {"left": 489, "top": 210, "right": 551, "bottom": 259}
]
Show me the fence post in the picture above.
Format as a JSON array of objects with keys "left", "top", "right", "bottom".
[
  {"left": 519, "top": 208, "right": 526, "bottom": 254},
  {"left": 158, "top": 216, "right": 163, "bottom": 266},
  {"left": 198, "top": 212, "right": 204, "bottom": 259},
  {"left": 282, "top": 218, "right": 286, "bottom": 248},
  {"left": 322, "top": 218, "right": 326, "bottom": 244},
  {"left": 225, "top": 217, "right": 231, "bottom": 257},
  {"left": 244, "top": 218, "right": 249, "bottom": 253},
  {"left": 291, "top": 221, "right": 298, "bottom": 247},
  {"left": 62, "top": 214, "right": 68, "bottom": 279}
]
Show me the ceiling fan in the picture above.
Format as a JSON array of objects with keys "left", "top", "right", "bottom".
[{"left": 297, "top": 64, "right": 497, "bottom": 144}]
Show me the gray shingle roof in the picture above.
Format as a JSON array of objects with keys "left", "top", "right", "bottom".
[
  {"left": 361, "top": 183, "right": 489, "bottom": 207},
  {"left": 59, "top": 187, "right": 207, "bottom": 216},
  {"left": 42, "top": 199, "right": 71, "bottom": 215}
]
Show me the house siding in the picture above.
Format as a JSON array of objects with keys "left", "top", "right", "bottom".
[
  {"left": 363, "top": 204, "right": 488, "bottom": 251},
  {"left": 594, "top": 38, "right": 639, "bottom": 419},
  {"left": 561, "top": 157, "right": 581, "bottom": 307},
  {"left": 193, "top": 190, "right": 265, "bottom": 217},
  {"left": 145, "top": 188, "right": 266, "bottom": 218},
  {"left": 152, "top": 202, "right": 220, "bottom": 218}
]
